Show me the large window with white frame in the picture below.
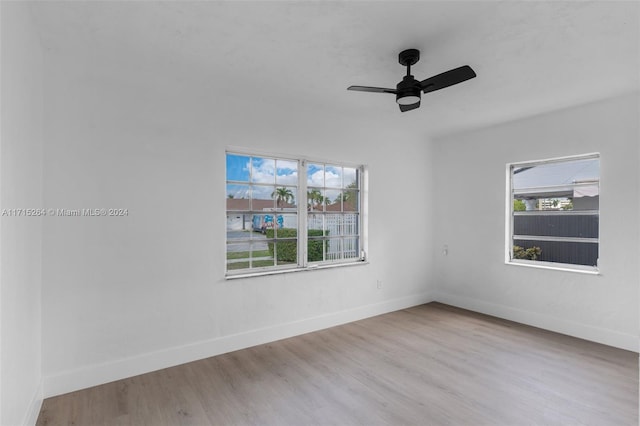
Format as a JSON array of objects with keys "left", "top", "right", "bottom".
[
  {"left": 507, "top": 153, "right": 600, "bottom": 272},
  {"left": 226, "top": 151, "right": 365, "bottom": 276}
]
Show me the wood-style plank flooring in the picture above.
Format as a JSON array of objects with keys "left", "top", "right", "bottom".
[{"left": 37, "top": 303, "right": 638, "bottom": 425}]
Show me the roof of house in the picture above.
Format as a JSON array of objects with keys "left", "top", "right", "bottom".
[{"left": 513, "top": 158, "right": 599, "bottom": 199}]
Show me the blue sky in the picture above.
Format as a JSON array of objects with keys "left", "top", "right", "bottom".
[
  {"left": 225, "top": 154, "right": 251, "bottom": 182},
  {"left": 226, "top": 154, "right": 297, "bottom": 184},
  {"left": 226, "top": 154, "right": 358, "bottom": 200}
]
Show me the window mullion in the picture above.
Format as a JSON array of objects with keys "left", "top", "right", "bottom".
[{"left": 298, "top": 159, "right": 308, "bottom": 268}]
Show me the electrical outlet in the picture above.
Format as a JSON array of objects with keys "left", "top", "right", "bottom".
[{"left": 376, "top": 280, "right": 383, "bottom": 289}]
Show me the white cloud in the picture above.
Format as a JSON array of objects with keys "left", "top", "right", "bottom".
[
  {"left": 250, "top": 158, "right": 299, "bottom": 186},
  {"left": 308, "top": 168, "right": 342, "bottom": 188}
]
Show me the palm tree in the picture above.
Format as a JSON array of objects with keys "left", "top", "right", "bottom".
[
  {"left": 307, "top": 189, "right": 325, "bottom": 211},
  {"left": 334, "top": 192, "right": 350, "bottom": 203},
  {"left": 272, "top": 187, "right": 294, "bottom": 208},
  {"left": 334, "top": 182, "right": 358, "bottom": 209}
]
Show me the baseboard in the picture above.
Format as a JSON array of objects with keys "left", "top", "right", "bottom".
[
  {"left": 22, "top": 380, "right": 43, "bottom": 426},
  {"left": 434, "top": 291, "right": 638, "bottom": 352},
  {"left": 43, "top": 292, "right": 433, "bottom": 398}
]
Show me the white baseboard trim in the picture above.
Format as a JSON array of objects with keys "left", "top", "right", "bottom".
[
  {"left": 43, "top": 292, "right": 433, "bottom": 398},
  {"left": 434, "top": 291, "right": 638, "bottom": 352},
  {"left": 22, "top": 380, "right": 43, "bottom": 426}
]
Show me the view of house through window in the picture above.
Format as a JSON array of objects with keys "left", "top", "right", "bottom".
[
  {"left": 307, "top": 162, "right": 361, "bottom": 263},
  {"left": 508, "top": 154, "right": 600, "bottom": 270},
  {"left": 226, "top": 152, "right": 363, "bottom": 275}
]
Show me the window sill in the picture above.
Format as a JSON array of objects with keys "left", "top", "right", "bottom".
[
  {"left": 225, "top": 260, "right": 369, "bottom": 280},
  {"left": 505, "top": 260, "right": 600, "bottom": 275}
]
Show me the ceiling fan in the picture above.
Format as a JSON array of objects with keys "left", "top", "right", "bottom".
[{"left": 348, "top": 49, "right": 476, "bottom": 112}]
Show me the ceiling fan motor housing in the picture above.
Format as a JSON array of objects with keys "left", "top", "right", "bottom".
[{"left": 396, "top": 75, "right": 421, "bottom": 105}]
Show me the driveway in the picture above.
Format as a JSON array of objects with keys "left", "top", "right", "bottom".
[{"left": 226, "top": 230, "right": 268, "bottom": 252}]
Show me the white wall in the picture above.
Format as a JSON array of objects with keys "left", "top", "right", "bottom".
[
  {"left": 0, "top": 2, "right": 45, "bottom": 425},
  {"left": 432, "top": 93, "right": 639, "bottom": 351},
  {"left": 40, "top": 49, "right": 435, "bottom": 396}
]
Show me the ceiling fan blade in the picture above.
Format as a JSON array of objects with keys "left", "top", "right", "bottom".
[
  {"left": 420, "top": 65, "right": 476, "bottom": 93},
  {"left": 399, "top": 101, "right": 420, "bottom": 112},
  {"left": 347, "top": 85, "right": 397, "bottom": 94}
]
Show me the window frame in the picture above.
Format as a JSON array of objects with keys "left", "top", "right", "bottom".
[
  {"left": 505, "top": 152, "right": 600, "bottom": 274},
  {"left": 225, "top": 148, "right": 367, "bottom": 279}
]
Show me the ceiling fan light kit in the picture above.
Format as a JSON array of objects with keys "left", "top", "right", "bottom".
[
  {"left": 348, "top": 48, "right": 476, "bottom": 113},
  {"left": 396, "top": 77, "right": 422, "bottom": 106}
]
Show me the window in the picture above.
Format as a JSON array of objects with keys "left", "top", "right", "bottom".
[
  {"left": 306, "top": 162, "right": 361, "bottom": 263},
  {"left": 507, "top": 153, "right": 600, "bottom": 272},
  {"left": 226, "top": 151, "right": 365, "bottom": 276}
]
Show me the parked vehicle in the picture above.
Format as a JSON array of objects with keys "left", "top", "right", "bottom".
[{"left": 252, "top": 214, "right": 283, "bottom": 233}]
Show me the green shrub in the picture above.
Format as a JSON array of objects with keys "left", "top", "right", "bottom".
[
  {"left": 307, "top": 229, "right": 327, "bottom": 261},
  {"left": 265, "top": 228, "right": 328, "bottom": 262},
  {"left": 513, "top": 245, "right": 542, "bottom": 260}
]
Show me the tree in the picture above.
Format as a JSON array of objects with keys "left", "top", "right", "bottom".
[
  {"left": 272, "top": 187, "right": 294, "bottom": 208},
  {"left": 334, "top": 182, "right": 358, "bottom": 209},
  {"left": 513, "top": 199, "right": 526, "bottom": 211},
  {"left": 334, "top": 191, "right": 351, "bottom": 203},
  {"left": 307, "top": 189, "right": 325, "bottom": 211}
]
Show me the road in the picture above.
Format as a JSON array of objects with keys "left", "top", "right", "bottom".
[{"left": 226, "top": 230, "right": 269, "bottom": 252}]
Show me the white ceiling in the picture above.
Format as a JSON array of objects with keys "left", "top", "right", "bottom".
[{"left": 29, "top": 1, "right": 639, "bottom": 138}]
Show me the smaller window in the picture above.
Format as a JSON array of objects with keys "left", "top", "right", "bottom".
[
  {"left": 507, "top": 153, "right": 599, "bottom": 272},
  {"left": 306, "top": 163, "right": 361, "bottom": 263}
]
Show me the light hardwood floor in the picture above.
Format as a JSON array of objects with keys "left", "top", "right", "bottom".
[{"left": 37, "top": 303, "right": 638, "bottom": 425}]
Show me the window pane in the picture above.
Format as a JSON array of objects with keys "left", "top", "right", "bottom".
[
  {"left": 343, "top": 167, "right": 358, "bottom": 188},
  {"left": 307, "top": 163, "right": 324, "bottom": 186},
  {"left": 251, "top": 157, "right": 275, "bottom": 184},
  {"left": 342, "top": 190, "right": 359, "bottom": 212},
  {"left": 273, "top": 214, "right": 298, "bottom": 238},
  {"left": 513, "top": 157, "right": 599, "bottom": 190},
  {"left": 343, "top": 214, "right": 359, "bottom": 236},
  {"left": 513, "top": 240, "right": 598, "bottom": 267},
  {"left": 307, "top": 188, "right": 325, "bottom": 211},
  {"left": 226, "top": 154, "right": 250, "bottom": 182},
  {"left": 226, "top": 184, "right": 250, "bottom": 210},
  {"left": 254, "top": 213, "right": 277, "bottom": 234},
  {"left": 324, "top": 165, "right": 342, "bottom": 188},
  {"left": 324, "top": 189, "right": 341, "bottom": 211},
  {"left": 343, "top": 237, "right": 360, "bottom": 260},
  {"left": 227, "top": 223, "right": 251, "bottom": 241},
  {"left": 307, "top": 213, "right": 322, "bottom": 230},
  {"left": 227, "top": 242, "right": 274, "bottom": 271},
  {"left": 326, "top": 238, "right": 341, "bottom": 261},
  {"left": 274, "top": 241, "right": 297, "bottom": 266},
  {"left": 324, "top": 214, "right": 343, "bottom": 236},
  {"left": 307, "top": 238, "right": 326, "bottom": 263},
  {"left": 513, "top": 214, "right": 598, "bottom": 238},
  {"left": 276, "top": 159, "right": 298, "bottom": 185},
  {"left": 252, "top": 185, "right": 276, "bottom": 211},
  {"left": 271, "top": 186, "right": 297, "bottom": 209},
  {"left": 324, "top": 165, "right": 343, "bottom": 188}
]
